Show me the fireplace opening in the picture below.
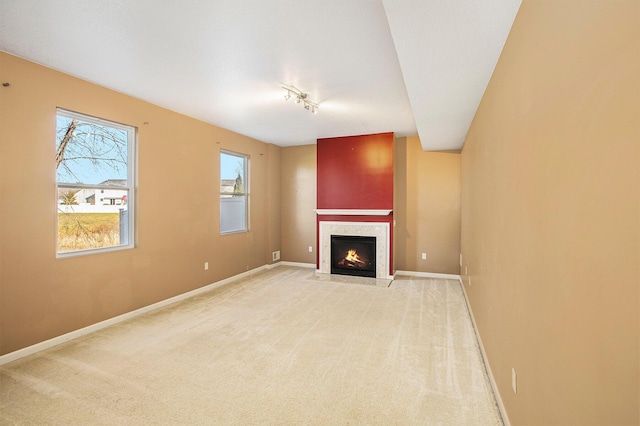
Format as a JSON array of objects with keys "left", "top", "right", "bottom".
[{"left": 331, "top": 235, "right": 376, "bottom": 278}]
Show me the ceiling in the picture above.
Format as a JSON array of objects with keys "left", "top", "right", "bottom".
[{"left": 0, "top": 0, "right": 521, "bottom": 150}]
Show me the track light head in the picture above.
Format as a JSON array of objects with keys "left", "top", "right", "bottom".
[{"left": 281, "top": 84, "right": 319, "bottom": 114}]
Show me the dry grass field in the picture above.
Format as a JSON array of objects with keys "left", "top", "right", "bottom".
[{"left": 57, "top": 213, "right": 120, "bottom": 252}]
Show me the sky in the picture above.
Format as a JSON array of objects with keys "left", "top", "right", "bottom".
[{"left": 220, "top": 152, "right": 245, "bottom": 180}]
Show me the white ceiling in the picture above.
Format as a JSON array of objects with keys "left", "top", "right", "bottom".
[{"left": 0, "top": 0, "right": 521, "bottom": 150}]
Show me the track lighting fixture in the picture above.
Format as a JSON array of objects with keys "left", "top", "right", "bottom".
[{"left": 282, "top": 84, "right": 319, "bottom": 114}]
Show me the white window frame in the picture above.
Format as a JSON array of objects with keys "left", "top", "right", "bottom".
[
  {"left": 220, "top": 150, "right": 249, "bottom": 234},
  {"left": 56, "top": 108, "right": 136, "bottom": 258}
]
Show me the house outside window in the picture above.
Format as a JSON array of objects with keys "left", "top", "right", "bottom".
[
  {"left": 56, "top": 109, "right": 136, "bottom": 256},
  {"left": 220, "top": 150, "right": 248, "bottom": 234}
]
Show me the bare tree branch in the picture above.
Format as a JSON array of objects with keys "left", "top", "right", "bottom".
[{"left": 56, "top": 119, "right": 77, "bottom": 169}]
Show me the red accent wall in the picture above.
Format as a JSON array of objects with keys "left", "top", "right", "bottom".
[
  {"left": 317, "top": 132, "right": 394, "bottom": 209},
  {"left": 316, "top": 133, "right": 394, "bottom": 275}
]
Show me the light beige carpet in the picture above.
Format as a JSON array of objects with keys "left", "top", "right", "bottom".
[{"left": 0, "top": 266, "right": 502, "bottom": 425}]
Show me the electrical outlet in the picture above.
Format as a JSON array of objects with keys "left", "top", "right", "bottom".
[
  {"left": 465, "top": 266, "right": 468, "bottom": 275},
  {"left": 512, "top": 368, "right": 517, "bottom": 394},
  {"left": 459, "top": 253, "right": 463, "bottom": 267},
  {"left": 272, "top": 251, "right": 280, "bottom": 261},
  {"left": 308, "top": 246, "right": 313, "bottom": 253},
  {"left": 204, "top": 262, "right": 209, "bottom": 270},
  {"left": 421, "top": 252, "right": 426, "bottom": 260}
]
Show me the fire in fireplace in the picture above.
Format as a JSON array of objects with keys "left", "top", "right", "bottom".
[{"left": 331, "top": 235, "right": 376, "bottom": 278}]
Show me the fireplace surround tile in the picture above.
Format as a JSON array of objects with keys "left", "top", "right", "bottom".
[{"left": 318, "top": 221, "right": 391, "bottom": 279}]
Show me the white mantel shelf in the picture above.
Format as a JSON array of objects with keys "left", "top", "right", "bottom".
[{"left": 315, "top": 209, "right": 392, "bottom": 216}]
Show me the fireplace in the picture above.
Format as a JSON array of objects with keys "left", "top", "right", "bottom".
[
  {"left": 331, "top": 235, "right": 376, "bottom": 278},
  {"left": 318, "top": 220, "right": 391, "bottom": 279}
]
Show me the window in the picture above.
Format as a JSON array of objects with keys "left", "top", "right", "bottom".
[
  {"left": 56, "top": 109, "right": 136, "bottom": 256},
  {"left": 220, "top": 150, "right": 248, "bottom": 234}
]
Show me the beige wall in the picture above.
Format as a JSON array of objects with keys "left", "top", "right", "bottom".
[
  {"left": 394, "top": 136, "right": 461, "bottom": 274},
  {"left": 461, "top": 1, "right": 639, "bottom": 424},
  {"left": 0, "top": 53, "right": 281, "bottom": 355},
  {"left": 280, "top": 145, "right": 317, "bottom": 264},
  {"left": 266, "top": 143, "right": 282, "bottom": 261}
]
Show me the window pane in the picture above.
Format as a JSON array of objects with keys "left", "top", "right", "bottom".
[
  {"left": 56, "top": 110, "right": 134, "bottom": 255},
  {"left": 220, "top": 196, "right": 246, "bottom": 233},
  {"left": 220, "top": 152, "right": 245, "bottom": 194},
  {"left": 56, "top": 115, "right": 129, "bottom": 185},
  {"left": 57, "top": 188, "right": 130, "bottom": 253}
]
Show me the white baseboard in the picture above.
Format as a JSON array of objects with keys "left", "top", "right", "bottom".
[
  {"left": 280, "top": 261, "right": 316, "bottom": 269},
  {"left": 265, "top": 261, "right": 280, "bottom": 269},
  {"left": 458, "top": 276, "right": 511, "bottom": 426},
  {"left": 0, "top": 264, "right": 270, "bottom": 366},
  {"left": 394, "top": 270, "right": 461, "bottom": 280}
]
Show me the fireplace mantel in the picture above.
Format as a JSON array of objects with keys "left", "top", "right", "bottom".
[{"left": 315, "top": 209, "right": 392, "bottom": 216}]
